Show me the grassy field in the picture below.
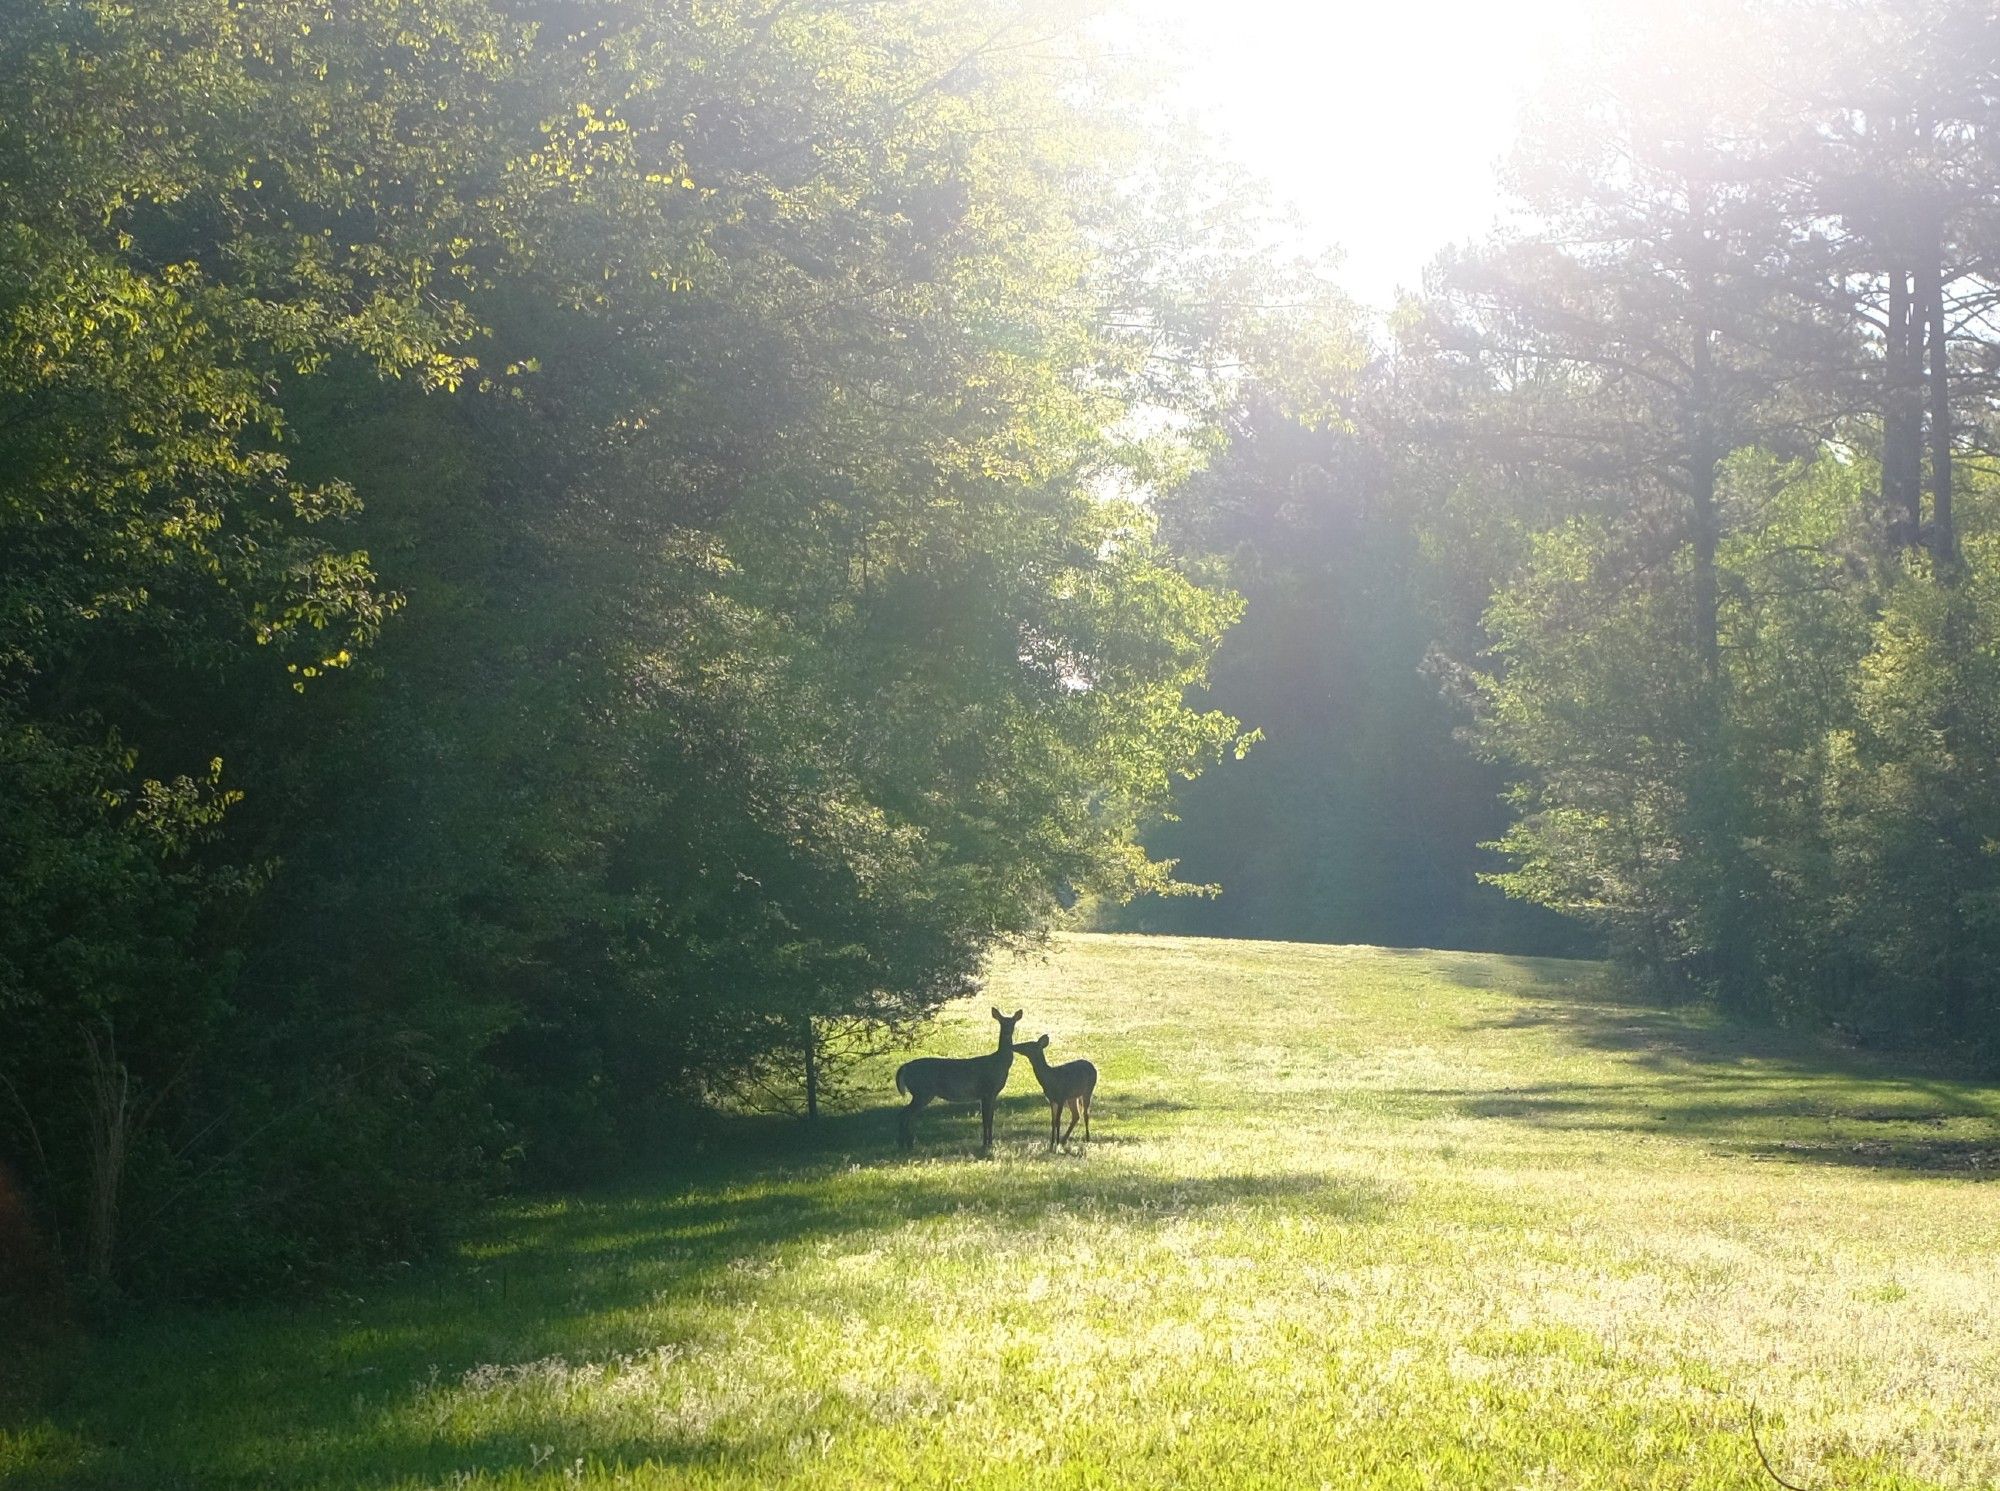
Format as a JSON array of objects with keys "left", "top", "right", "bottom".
[{"left": 7, "top": 932, "right": 2000, "bottom": 1490}]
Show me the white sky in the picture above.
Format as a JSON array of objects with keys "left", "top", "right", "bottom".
[{"left": 1128, "top": 0, "right": 1598, "bottom": 309}]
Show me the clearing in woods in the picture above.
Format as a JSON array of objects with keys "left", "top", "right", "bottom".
[{"left": 6, "top": 933, "right": 2000, "bottom": 1489}]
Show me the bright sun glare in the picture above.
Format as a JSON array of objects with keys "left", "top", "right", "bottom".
[{"left": 1132, "top": 0, "right": 1598, "bottom": 307}]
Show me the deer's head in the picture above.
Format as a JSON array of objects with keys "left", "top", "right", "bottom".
[
  {"left": 990, "top": 1006, "right": 1024, "bottom": 1043},
  {"left": 1013, "top": 1033, "right": 1052, "bottom": 1058}
]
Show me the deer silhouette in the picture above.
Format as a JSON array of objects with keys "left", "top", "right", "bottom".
[
  {"left": 894, "top": 1006, "right": 1023, "bottom": 1151},
  {"left": 1013, "top": 1034, "right": 1096, "bottom": 1147}
]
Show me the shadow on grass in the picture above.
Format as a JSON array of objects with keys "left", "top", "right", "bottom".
[
  {"left": 1390, "top": 963, "right": 2000, "bottom": 1177},
  {"left": 1421, "top": 950, "right": 1979, "bottom": 1079},
  {"left": 5, "top": 1097, "right": 1386, "bottom": 1491},
  {"left": 1431, "top": 1079, "right": 2000, "bottom": 1175}
]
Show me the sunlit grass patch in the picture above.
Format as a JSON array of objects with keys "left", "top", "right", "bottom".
[{"left": 8, "top": 932, "right": 2000, "bottom": 1489}]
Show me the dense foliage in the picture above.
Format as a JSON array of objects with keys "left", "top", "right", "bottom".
[
  {"left": 1413, "top": 0, "right": 2000, "bottom": 1051},
  {"left": 0, "top": 0, "right": 1346, "bottom": 1297}
]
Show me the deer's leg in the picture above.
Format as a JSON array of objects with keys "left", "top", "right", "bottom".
[
  {"left": 980, "top": 1095, "right": 997, "bottom": 1151},
  {"left": 899, "top": 1093, "right": 932, "bottom": 1150},
  {"left": 1060, "top": 1099, "right": 1081, "bottom": 1145},
  {"left": 1048, "top": 1100, "right": 1059, "bottom": 1149},
  {"left": 1082, "top": 1093, "right": 1091, "bottom": 1141}
]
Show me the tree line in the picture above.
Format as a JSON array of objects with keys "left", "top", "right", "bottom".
[
  {"left": 0, "top": 0, "right": 1347, "bottom": 1298},
  {"left": 1127, "top": 0, "right": 2000, "bottom": 1054},
  {"left": 1429, "top": 0, "right": 2000, "bottom": 1045}
]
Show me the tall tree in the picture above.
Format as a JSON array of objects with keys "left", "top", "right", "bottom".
[{"left": 1418, "top": 4, "right": 1812, "bottom": 999}]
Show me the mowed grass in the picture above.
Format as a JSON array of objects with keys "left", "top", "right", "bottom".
[{"left": 8, "top": 932, "right": 2000, "bottom": 1490}]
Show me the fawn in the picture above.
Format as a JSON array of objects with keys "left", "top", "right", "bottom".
[
  {"left": 894, "top": 1006, "right": 1023, "bottom": 1151},
  {"left": 1012, "top": 1034, "right": 1096, "bottom": 1147}
]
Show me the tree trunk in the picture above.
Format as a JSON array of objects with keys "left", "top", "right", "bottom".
[
  {"left": 81, "top": 1026, "right": 134, "bottom": 1286},
  {"left": 802, "top": 1016, "right": 819, "bottom": 1122},
  {"left": 1689, "top": 332, "right": 1720, "bottom": 682},
  {"left": 1919, "top": 236, "right": 1956, "bottom": 570},
  {"left": 1884, "top": 269, "right": 1923, "bottom": 549},
  {"left": 1687, "top": 184, "right": 1720, "bottom": 682},
  {"left": 1684, "top": 176, "right": 1746, "bottom": 1006}
]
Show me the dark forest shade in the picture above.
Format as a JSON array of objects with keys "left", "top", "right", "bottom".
[{"left": 1109, "top": 409, "right": 1582, "bottom": 957}]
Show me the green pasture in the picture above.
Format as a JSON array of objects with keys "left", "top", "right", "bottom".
[{"left": 7, "top": 933, "right": 1999, "bottom": 1489}]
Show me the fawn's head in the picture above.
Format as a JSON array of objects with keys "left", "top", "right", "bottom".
[
  {"left": 990, "top": 1006, "right": 1024, "bottom": 1043},
  {"left": 1014, "top": 1033, "right": 1052, "bottom": 1060}
]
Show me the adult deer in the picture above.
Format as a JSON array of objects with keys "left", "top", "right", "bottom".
[
  {"left": 1013, "top": 1034, "right": 1096, "bottom": 1148},
  {"left": 894, "top": 1006, "right": 1023, "bottom": 1151}
]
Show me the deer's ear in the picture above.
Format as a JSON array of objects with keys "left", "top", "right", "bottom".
[
  {"left": 990, "top": 1005, "right": 1003, "bottom": 1020},
  {"left": 1012, "top": 1008, "right": 1024, "bottom": 1022}
]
